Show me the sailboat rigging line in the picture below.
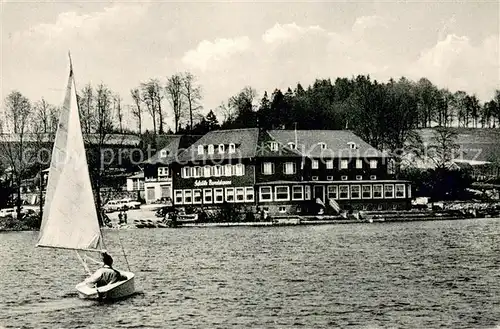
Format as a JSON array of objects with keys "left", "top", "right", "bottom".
[
  {"left": 115, "top": 229, "right": 131, "bottom": 272},
  {"left": 84, "top": 254, "right": 102, "bottom": 265},
  {"left": 36, "top": 245, "right": 107, "bottom": 253},
  {"left": 75, "top": 251, "right": 92, "bottom": 276}
]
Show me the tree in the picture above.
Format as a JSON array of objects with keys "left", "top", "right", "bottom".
[
  {"left": 33, "top": 98, "right": 55, "bottom": 133},
  {"left": 79, "top": 84, "right": 94, "bottom": 134},
  {"left": 0, "top": 91, "right": 41, "bottom": 220},
  {"left": 227, "top": 86, "right": 258, "bottom": 128},
  {"left": 428, "top": 127, "right": 459, "bottom": 169},
  {"left": 113, "top": 94, "right": 123, "bottom": 133},
  {"left": 182, "top": 72, "right": 202, "bottom": 131},
  {"left": 165, "top": 74, "right": 185, "bottom": 133},
  {"left": 130, "top": 88, "right": 143, "bottom": 134},
  {"left": 85, "top": 83, "right": 115, "bottom": 223},
  {"left": 140, "top": 79, "right": 164, "bottom": 137}
]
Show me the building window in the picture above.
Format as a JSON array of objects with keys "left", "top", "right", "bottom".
[
  {"left": 407, "top": 185, "right": 412, "bottom": 199},
  {"left": 224, "top": 164, "right": 232, "bottom": 177},
  {"left": 351, "top": 185, "right": 361, "bottom": 199},
  {"left": 218, "top": 144, "right": 225, "bottom": 154},
  {"left": 193, "top": 189, "right": 202, "bottom": 204},
  {"left": 160, "top": 149, "right": 168, "bottom": 158},
  {"left": 203, "top": 189, "right": 212, "bottom": 204},
  {"left": 283, "top": 162, "right": 296, "bottom": 175},
  {"left": 181, "top": 167, "right": 190, "bottom": 178},
  {"left": 395, "top": 184, "right": 405, "bottom": 198},
  {"left": 235, "top": 163, "right": 245, "bottom": 176},
  {"left": 318, "top": 142, "right": 327, "bottom": 149},
  {"left": 356, "top": 175, "right": 362, "bottom": 180},
  {"left": 270, "top": 142, "right": 278, "bottom": 151},
  {"left": 194, "top": 166, "right": 202, "bottom": 178},
  {"left": 279, "top": 206, "right": 286, "bottom": 213},
  {"left": 215, "top": 165, "right": 223, "bottom": 177},
  {"left": 340, "top": 160, "right": 348, "bottom": 169},
  {"left": 312, "top": 160, "right": 319, "bottom": 169},
  {"left": 262, "top": 162, "right": 274, "bottom": 175},
  {"left": 327, "top": 185, "right": 338, "bottom": 199},
  {"left": 203, "top": 165, "right": 211, "bottom": 178},
  {"left": 341, "top": 175, "right": 348, "bottom": 181},
  {"left": 356, "top": 159, "right": 363, "bottom": 169},
  {"left": 370, "top": 160, "right": 378, "bottom": 169},
  {"left": 183, "top": 190, "right": 192, "bottom": 204},
  {"left": 348, "top": 142, "right": 357, "bottom": 149},
  {"left": 312, "top": 176, "right": 319, "bottom": 181},
  {"left": 158, "top": 166, "right": 169, "bottom": 176},
  {"left": 245, "top": 187, "right": 254, "bottom": 202},
  {"left": 370, "top": 175, "right": 377, "bottom": 180},
  {"left": 174, "top": 190, "right": 183, "bottom": 204},
  {"left": 287, "top": 142, "right": 296, "bottom": 150},
  {"left": 373, "top": 185, "right": 383, "bottom": 199},
  {"left": 259, "top": 187, "right": 272, "bottom": 201},
  {"left": 225, "top": 188, "right": 235, "bottom": 202},
  {"left": 326, "top": 160, "right": 333, "bottom": 169},
  {"left": 197, "top": 145, "right": 204, "bottom": 155},
  {"left": 339, "top": 185, "right": 349, "bottom": 199},
  {"left": 228, "top": 143, "right": 236, "bottom": 154},
  {"left": 327, "top": 176, "right": 333, "bottom": 181},
  {"left": 362, "top": 185, "right": 372, "bottom": 199},
  {"left": 384, "top": 184, "right": 394, "bottom": 198},
  {"left": 208, "top": 144, "right": 214, "bottom": 155},
  {"left": 214, "top": 188, "right": 224, "bottom": 203},
  {"left": 275, "top": 186, "right": 290, "bottom": 201},
  {"left": 388, "top": 160, "right": 395, "bottom": 174},
  {"left": 305, "top": 186, "right": 311, "bottom": 200},
  {"left": 233, "top": 187, "right": 244, "bottom": 202},
  {"left": 292, "top": 185, "right": 304, "bottom": 200}
]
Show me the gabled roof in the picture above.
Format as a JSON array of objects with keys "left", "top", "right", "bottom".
[
  {"left": 176, "top": 128, "right": 260, "bottom": 162},
  {"left": 143, "top": 136, "right": 182, "bottom": 165},
  {"left": 268, "top": 130, "right": 386, "bottom": 158},
  {"left": 255, "top": 131, "right": 302, "bottom": 158}
]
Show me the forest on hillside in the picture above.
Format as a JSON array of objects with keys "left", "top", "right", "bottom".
[{"left": 2, "top": 73, "right": 500, "bottom": 155}]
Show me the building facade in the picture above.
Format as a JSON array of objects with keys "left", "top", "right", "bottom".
[
  {"left": 170, "top": 129, "right": 412, "bottom": 215},
  {"left": 142, "top": 135, "right": 201, "bottom": 204}
]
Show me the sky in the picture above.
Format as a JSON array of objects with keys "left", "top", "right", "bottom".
[{"left": 1, "top": 0, "right": 499, "bottom": 131}]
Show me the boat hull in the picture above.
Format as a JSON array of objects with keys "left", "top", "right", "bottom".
[{"left": 75, "top": 271, "right": 135, "bottom": 300}]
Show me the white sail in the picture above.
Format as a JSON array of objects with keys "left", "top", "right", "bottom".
[{"left": 37, "top": 64, "right": 103, "bottom": 251}]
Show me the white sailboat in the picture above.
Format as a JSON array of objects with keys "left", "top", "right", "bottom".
[{"left": 36, "top": 55, "right": 135, "bottom": 300}]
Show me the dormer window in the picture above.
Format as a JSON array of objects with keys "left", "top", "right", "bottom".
[
  {"left": 348, "top": 142, "right": 357, "bottom": 150},
  {"left": 197, "top": 145, "right": 204, "bottom": 155},
  {"left": 160, "top": 150, "right": 168, "bottom": 158},
  {"left": 318, "top": 142, "right": 327, "bottom": 150},
  {"left": 218, "top": 144, "right": 225, "bottom": 154},
  {"left": 270, "top": 142, "right": 278, "bottom": 151},
  {"left": 208, "top": 144, "right": 214, "bottom": 155},
  {"left": 158, "top": 166, "right": 169, "bottom": 176},
  {"left": 287, "top": 142, "right": 296, "bottom": 150},
  {"left": 228, "top": 143, "right": 236, "bottom": 154}
]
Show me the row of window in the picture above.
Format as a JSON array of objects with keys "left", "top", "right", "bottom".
[
  {"left": 261, "top": 159, "right": 378, "bottom": 175},
  {"left": 325, "top": 184, "right": 407, "bottom": 200},
  {"left": 181, "top": 164, "right": 245, "bottom": 178},
  {"left": 197, "top": 143, "right": 236, "bottom": 155},
  {"left": 258, "top": 184, "right": 408, "bottom": 202},
  {"left": 174, "top": 187, "right": 254, "bottom": 205},
  {"left": 269, "top": 141, "right": 358, "bottom": 151}
]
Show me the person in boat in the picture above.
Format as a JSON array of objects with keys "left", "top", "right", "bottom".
[{"left": 85, "top": 252, "right": 127, "bottom": 287}]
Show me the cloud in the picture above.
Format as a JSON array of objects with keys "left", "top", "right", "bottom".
[
  {"left": 262, "top": 22, "right": 325, "bottom": 44},
  {"left": 352, "top": 15, "right": 388, "bottom": 34},
  {"left": 181, "top": 36, "right": 251, "bottom": 71},
  {"left": 13, "top": 3, "right": 149, "bottom": 45},
  {"left": 410, "top": 33, "right": 499, "bottom": 99}
]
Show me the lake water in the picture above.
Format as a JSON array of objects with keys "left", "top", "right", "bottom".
[{"left": 1, "top": 219, "right": 500, "bottom": 329}]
